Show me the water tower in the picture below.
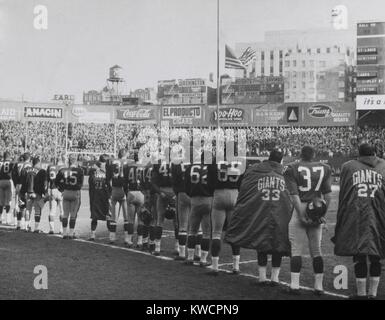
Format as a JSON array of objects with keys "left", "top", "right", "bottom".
[{"left": 107, "top": 65, "right": 125, "bottom": 99}]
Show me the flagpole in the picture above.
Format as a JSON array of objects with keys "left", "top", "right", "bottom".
[{"left": 216, "top": 0, "right": 220, "bottom": 130}]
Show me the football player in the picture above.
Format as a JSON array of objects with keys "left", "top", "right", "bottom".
[
  {"left": 25, "top": 157, "right": 47, "bottom": 233},
  {"left": 209, "top": 158, "right": 243, "bottom": 275},
  {"left": 225, "top": 149, "right": 292, "bottom": 285},
  {"left": 55, "top": 155, "right": 84, "bottom": 239},
  {"left": 151, "top": 149, "right": 177, "bottom": 256},
  {"left": 12, "top": 154, "right": 25, "bottom": 228},
  {"left": 171, "top": 147, "right": 191, "bottom": 261},
  {"left": 89, "top": 154, "right": 111, "bottom": 241},
  {"left": 47, "top": 159, "right": 66, "bottom": 234},
  {"left": 106, "top": 149, "right": 129, "bottom": 244},
  {"left": 184, "top": 151, "right": 216, "bottom": 266},
  {"left": 0, "top": 151, "right": 16, "bottom": 224},
  {"left": 333, "top": 143, "right": 385, "bottom": 299},
  {"left": 138, "top": 158, "right": 154, "bottom": 252},
  {"left": 18, "top": 153, "right": 34, "bottom": 231},
  {"left": 125, "top": 158, "right": 145, "bottom": 248},
  {"left": 284, "top": 146, "right": 332, "bottom": 295}
]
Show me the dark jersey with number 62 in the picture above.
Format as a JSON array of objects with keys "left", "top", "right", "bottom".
[
  {"left": 184, "top": 163, "right": 217, "bottom": 197},
  {"left": 284, "top": 161, "right": 332, "bottom": 202}
]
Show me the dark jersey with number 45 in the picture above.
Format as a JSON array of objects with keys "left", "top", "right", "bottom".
[
  {"left": 284, "top": 161, "right": 332, "bottom": 202},
  {"left": 152, "top": 162, "right": 172, "bottom": 188},
  {"left": 184, "top": 163, "right": 217, "bottom": 197},
  {"left": 55, "top": 167, "right": 84, "bottom": 191}
]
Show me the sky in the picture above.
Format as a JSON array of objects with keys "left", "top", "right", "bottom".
[{"left": 0, "top": 0, "right": 385, "bottom": 103}]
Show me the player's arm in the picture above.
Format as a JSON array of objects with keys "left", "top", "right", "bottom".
[
  {"left": 55, "top": 169, "right": 65, "bottom": 192},
  {"left": 150, "top": 165, "right": 163, "bottom": 196},
  {"left": 284, "top": 165, "right": 308, "bottom": 224},
  {"left": 184, "top": 166, "right": 192, "bottom": 197},
  {"left": 78, "top": 168, "right": 84, "bottom": 188},
  {"left": 321, "top": 165, "right": 333, "bottom": 211}
]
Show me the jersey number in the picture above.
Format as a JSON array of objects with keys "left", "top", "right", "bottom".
[
  {"left": 261, "top": 189, "right": 280, "bottom": 201},
  {"left": 358, "top": 183, "right": 378, "bottom": 198},
  {"left": 191, "top": 165, "right": 207, "bottom": 185},
  {"left": 64, "top": 171, "right": 78, "bottom": 186},
  {"left": 298, "top": 166, "right": 324, "bottom": 192},
  {"left": 0, "top": 162, "right": 10, "bottom": 174}
]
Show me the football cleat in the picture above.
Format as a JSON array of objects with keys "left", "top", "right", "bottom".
[
  {"left": 48, "top": 231, "right": 54, "bottom": 235},
  {"left": 152, "top": 251, "right": 160, "bottom": 257},
  {"left": 368, "top": 295, "right": 377, "bottom": 300},
  {"left": 194, "top": 255, "right": 201, "bottom": 262},
  {"left": 199, "top": 261, "right": 211, "bottom": 268},
  {"left": 71, "top": 235, "right": 78, "bottom": 240},
  {"left": 206, "top": 270, "right": 219, "bottom": 277},
  {"left": 231, "top": 269, "right": 241, "bottom": 275},
  {"left": 62, "top": 235, "right": 69, "bottom": 240},
  {"left": 141, "top": 243, "right": 149, "bottom": 251},
  {"left": 349, "top": 295, "right": 368, "bottom": 300},
  {"left": 88, "top": 237, "right": 95, "bottom": 242},
  {"left": 174, "top": 256, "right": 186, "bottom": 261},
  {"left": 124, "top": 242, "right": 133, "bottom": 248},
  {"left": 314, "top": 289, "right": 324, "bottom": 296},
  {"left": 284, "top": 287, "right": 301, "bottom": 296},
  {"left": 270, "top": 281, "right": 280, "bottom": 287},
  {"left": 255, "top": 281, "right": 270, "bottom": 287},
  {"left": 184, "top": 260, "right": 194, "bottom": 266}
]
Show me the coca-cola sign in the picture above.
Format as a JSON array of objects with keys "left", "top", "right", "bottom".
[
  {"left": 212, "top": 108, "right": 244, "bottom": 121},
  {"left": 307, "top": 105, "right": 333, "bottom": 118},
  {"left": 117, "top": 108, "right": 154, "bottom": 121}
]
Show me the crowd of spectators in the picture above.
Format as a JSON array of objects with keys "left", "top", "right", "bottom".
[{"left": 1, "top": 121, "right": 385, "bottom": 162}]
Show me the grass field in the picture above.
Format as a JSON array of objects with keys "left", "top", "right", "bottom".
[{"left": 0, "top": 187, "right": 384, "bottom": 300}]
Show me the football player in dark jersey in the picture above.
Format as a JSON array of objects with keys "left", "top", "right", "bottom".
[
  {"left": 12, "top": 154, "right": 25, "bottom": 228},
  {"left": 0, "top": 151, "right": 16, "bottom": 224},
  {"left": 209, "top": 158, "right": 244, "bottom": 275},
  {"left": 106, "top": 149, "right": 129, "bottom": 244},
  {"left": 125, "top": 159, "right": 145, "bottom": 248},
  {"left": 184, "top": 150, "right": 217, "bottom": 266},
  {"left": 151, "top": 149, "right": 177, "bottom": 256},
  {"left": 25, "top": 157, "right": 47, "bottom": 233},
  {"left": 333, "top": 143, "right": 385, "bottom": 299},
  {"left": 284, "top": 146, "right": 332, "bottom": 295},
  {"left": 18, "top": 153, "right": 34, "bottom": 231},
  {"left": 138, "top": 158, "right": 154, "bottom": 251},
  {"left": 47, "top": 159, "right": 66, "bottom": 234},
  {"left": 171, "top": 147, "right": 191, "bottom": 261},
  {"left": 55, "top": 155, "right": 84, "bottom": 239},
  {"left": 89, "top": 154, "right": 111, "bottom": 241}
]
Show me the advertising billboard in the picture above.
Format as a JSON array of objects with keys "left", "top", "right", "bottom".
[
  {"left": 162, "top": 106, "right": 203, "bottom": 126},
  {"left": 24, "top": 106, "right": 63, "bottom": 120},
  {"left": 116, "top": 107, "right": 158, "bottom": 124},
  {"left": 356, "top": 95, "right": 385, "bottom": 110}
]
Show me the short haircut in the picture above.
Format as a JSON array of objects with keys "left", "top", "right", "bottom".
[
  {"left": 23, "top": 152, "right": 31, "bottom": 161},
  {"left": 301, "top": 146, "right": 315, "bottom": 161},
  {"left": 68, "top": 154, "right": 77, "bottom": 166},
  {"left": 32, "top": 157, "right": 41, "bottom": 167},
  {"left": 99, "top": 154, "right": 109, "bottom": 163},
  {"left": 118, "top": 149, "right": 127, "bottom": 159},
  {"left": 269, "top": 148, "right": 284, "bottom": 163},
  {"left": 359, "top": 143, "right": 375, "bottom": 157},
  {"left": 3, "top": 151, "right": 10, "bottom": 160}
]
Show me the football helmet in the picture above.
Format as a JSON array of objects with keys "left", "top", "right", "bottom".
[
  {"left": 306, "top": 198, "right": 327, "bottom": 222},
  {"left": 138, "top": 207, "right": 153, "bottom": 226}
]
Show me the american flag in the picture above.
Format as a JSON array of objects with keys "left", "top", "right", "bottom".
[
  {"left": 225, "top": 45, "right": 246, "bottom": 70},
  {"left": 239, "top": 47, "right": 256, "bottom": 66}
]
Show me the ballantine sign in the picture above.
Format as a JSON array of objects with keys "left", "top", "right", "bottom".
[
  {"left": 213, "top": 108, "right": 244, "bottom": 121},
  {"left": 117, "top": 108, "right": 153, "bottom": 121},
  {"left": 307, "top": 105, "right": 333, "bottom": 118}
]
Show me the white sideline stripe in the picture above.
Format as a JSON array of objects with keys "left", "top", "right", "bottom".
[
  {"left": 70, "top": 235, "right": 349, "bottom": 299},
  {"left": 0, "top": 227, "right": 348, "bottom": 299}
]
